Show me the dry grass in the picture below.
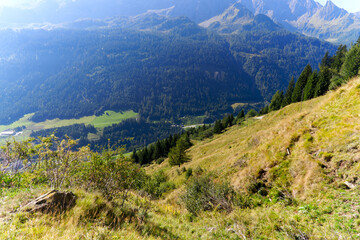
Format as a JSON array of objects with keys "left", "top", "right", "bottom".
[{"left": 152, "top": 76, "right": 360, "bottom": 200}]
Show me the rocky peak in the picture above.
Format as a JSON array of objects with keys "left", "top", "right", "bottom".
[
  {"left": 318, "top": 0, "right": 348, "bottom": 20},
  {"left": 288, "top": 0, "right": 321, "bottom": 18},
  {"left": 200, "top": 2, "right": 254, "bottom": 29}
]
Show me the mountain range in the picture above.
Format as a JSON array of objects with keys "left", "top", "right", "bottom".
[
  {"left": 0, "top": 9, "right": 335, "bottom": 125},
  {"left": 1, "top": 0, "right": 360, "bottom": 44},
  {"left": 237, "top": 0, "right": 360, "bottom": 44}
]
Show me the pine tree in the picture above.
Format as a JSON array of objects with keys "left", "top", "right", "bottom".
[
  {"left": 282, "top": 77, "right": 295, "bottom": 107},
  {"left": 320, "top": 51, "right": 332, "bottom": 68},
  {"left": 213, "top": 120, "right": 223, "bottom": 134},
  {"left": 303, "top": 71, "right": 319, "bottom": 101},
  {"left": 292, "top": 64, "right": 312, "bottom": 103},
  {"left": 132, "top": 149, "right": 139, "bottom": 163},
  {"left": 229, "top": 114, "right": 235, "bottom": 126},
  {"left": 222, "top": 114, "right": 234, "bottom": 128},
  {"left": 182, "top": 133, "right": 192, "bottom": 149},
  {"left": 341, "top": 44, "right": 360, "bottom": 79},
  {"left": 314, "top": 67, "right": 332, "bottom": 97},
  {"left": 168, "top": 139, "right": 190, "bottom": 167},
  {"left": 152, "top": 140, "right": 163, "bottom": 159},
  {"left": 269, "top": 90, "right": 284, "bottom": 111},
  {"left": 331, "top": 44, "right": 347, "bottom": 72},
  {"left": 236, "top": 109, "right": 245, "bottom": 120},
  {"left": 259, "top": 105, "right": 269, "bottom": 115}
]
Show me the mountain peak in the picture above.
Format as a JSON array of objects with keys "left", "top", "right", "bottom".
[
  {"left": 318, "top": 0, "right": 348, "bottom": 20},
  {"left": 200, "top": 2, "right": 254, "bottom": 31},
  {"left": 288, "top": 0, "right": 321, "bottom": 17}
]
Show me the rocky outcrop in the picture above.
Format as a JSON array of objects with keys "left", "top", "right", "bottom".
[{"left": 21, "top": 190, "right": 76, "bottom": 214}]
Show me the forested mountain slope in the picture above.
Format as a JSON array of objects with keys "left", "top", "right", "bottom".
[{"left": 0, "top": 13, "right": 335, "bottom": 124}]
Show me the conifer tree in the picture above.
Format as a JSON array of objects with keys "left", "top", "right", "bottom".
[
  {"left": 259, "top": 105, "right": 269, "bottom": 115},
  {"left": 182, "top": 133, "right": 192, "bottom": 149},
  {"left": 213, "top": 120, "right": 223, "bottom": 134},
  {"left": 168, "top": 139, "right": 190, "bottom": 167},
  {"left": 282, "top": 77, "right": 295, "bottom": 107},
  {"left": 331, "top": 44, "right": 347, "bottom": 72},
  {"left": 269, "top": 90, "right": 284, "bottom": 111},
  {"left": 236, "top": 109, "right": 245, "bottom": 120},
  {"left": 320, "top": 51, "right": 332, "bottom": 68},
  {"left": 152, "top": 140, "right": 162, "bottom": 159},
  {"left": 341, "top": 44, "right": 360, "bottom": 79},
  {"left": 132, "top": 149, "right": 139, "bottom": 163},
  {"left": 314, "top": 67, "right": 332, "bottom": 97},
  {"left": 303, "top": 71, "right": 319, "bottom": 101},
  {"left": 292, "top": 64, "right": 312, "bottom": 103}
]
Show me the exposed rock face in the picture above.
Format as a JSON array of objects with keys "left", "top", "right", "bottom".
[
  {"left": 236, "top": 0, "right": 360, "bottom": 44},
  {"left": 21, "top": 190, "right": 76, "bottom": 214}
]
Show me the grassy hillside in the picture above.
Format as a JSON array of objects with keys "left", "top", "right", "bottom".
[
  {"left": 2, "top": 77, "right": 360, "bottom": 239},
  {"left": 0, "top": 110, "right": 137, "bottom": 143}
]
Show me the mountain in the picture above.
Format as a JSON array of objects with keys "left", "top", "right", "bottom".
[
  {"left": 200, "top": 3, "right": 336, "bottom": 99},
  {"left": 2, "top": 0, "right": 359, "bottom": 45},
  {"left": 238, "top": 0, "right": 321, "bottom": 21},
  {"left": 237, "top": 0, "right": 360, "bottom": 44},
  {"left": 0, "top": 16, "right": 261, "bottom": 124},
  {"left": 0, "top": 0, "right": 173, "bottom": 27},
  {"left": 200, "top": 3, "right": 281, "bottom": 34},
  {"left": 0, "top": 0, "right": 237, "bottom": 28},
  {"left": 0, "top": 12, "right": 335, "bottom": 125},
  {"left": 295, "top": 1, "right": 360, "bottom": 44}
]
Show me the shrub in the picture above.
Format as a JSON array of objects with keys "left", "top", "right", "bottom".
[
  {"left": 181, "top": 174, "right": 236, "bottom": 215},
  {"left": 185, "top": 168, "right": 193, "bottom": 179},
  {"left": 329, "top": 76, "right": 344, "bottom": 90},
  {"left": 79, "top": 149, "right": 146, "bottom": 204},
  {"left": 143, "top": 171, "right": 175, "bottom": 199}
]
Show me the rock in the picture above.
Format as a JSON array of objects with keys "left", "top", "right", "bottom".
[
  {"left": 340, "top": 181, "right": 356, "bottom": 190},
  {"left": 21, "top": 190, "right": 76, "bottom": 214}
]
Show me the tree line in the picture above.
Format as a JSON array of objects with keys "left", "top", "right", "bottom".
[{"left": 261, "top": 42, "right": 352, "bottom": 113}]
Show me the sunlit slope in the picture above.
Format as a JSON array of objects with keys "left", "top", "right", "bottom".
[{"left": 167, "top": 76, "right": 360, "bottom": 198}]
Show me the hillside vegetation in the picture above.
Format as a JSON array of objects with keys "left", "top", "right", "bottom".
[
  {"left": 1, "top": 75, "right": 360, "bottom": 239},
  {"left": 0, "top": 13, "right": 334, "bottom": 125}
]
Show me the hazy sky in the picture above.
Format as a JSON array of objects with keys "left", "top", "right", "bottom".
[
  {"left": 0, "top": 0, "right": 70, "bottom": 9},
  {"left": 317, "top": 0, "right": 360, "bottom": 13},
  {"left": 0, "top": 0, "right": 360, "bottom": 13}
]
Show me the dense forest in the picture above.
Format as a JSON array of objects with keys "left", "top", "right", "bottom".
[
  {"left": 0, "top": 13, "right": 335, "bottom": 125},
  {"left": 30, "top": 119, "right": 183, "bottom": 151},
  {"left": 263, "top": 43, "right": 350, "bottom": 114}
]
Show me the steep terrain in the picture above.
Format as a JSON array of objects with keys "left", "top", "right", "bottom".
[
  {"left": 2, "top": 74, "right": 360, "bottom": 239},
  {"left": 237, "top": 0, "right": 360, "bottom": 44}
]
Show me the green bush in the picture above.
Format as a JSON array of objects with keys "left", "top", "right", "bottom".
[
  {"left": 329, "top": 76, "right": 345, "bottom": 90},
  {"left": 185, "top": 168, "right": 193, "bottom": 179},
  {"left": 79, "top": 149, "right": 146, "bottom": 203},
  {"left": 143, "top": 171, "right": 175, "bottom": 199},
  {"left": 180, "top": 174, "right": 236, "bottom": 215}
]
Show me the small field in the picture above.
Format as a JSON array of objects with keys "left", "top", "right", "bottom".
[{"left": 0, "top": 110, "right": 138, "bottom": 143}]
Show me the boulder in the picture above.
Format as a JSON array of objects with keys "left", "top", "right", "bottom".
[{"left": 21, "top": 190, "right": 76, "bottom": 214}]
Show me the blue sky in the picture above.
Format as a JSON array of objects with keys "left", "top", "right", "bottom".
[{"left": 317, "top": 0, "right": 360, "bottom": 13}]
